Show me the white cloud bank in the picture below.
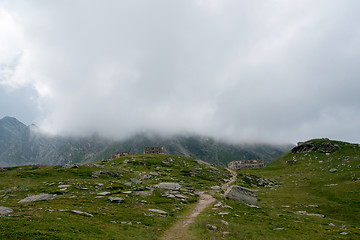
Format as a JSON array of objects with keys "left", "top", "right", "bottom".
[{"left": 1, "top": 0, "right": 360, "bottom": 143}]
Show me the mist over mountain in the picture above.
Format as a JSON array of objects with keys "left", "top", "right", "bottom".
[{"left": 0, "top": 116, "right": 292, "bottom": 167}]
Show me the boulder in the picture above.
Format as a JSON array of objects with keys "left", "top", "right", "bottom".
[
  {"left": 71, "top": 210, "right": 93, "bottom": 217},
  {"left": 154, "top": 182, "right": 181, "bottom": 190},
  {"left": 148, "top": 208, "right": 167, "bottom": 214},
  {"left": 18, "top": 193, "right": 57, "bottom": 203},
  {"left": 0, "top": 206, "right": 13, "bottom": 215},
  {"left": 224, "top": 185, "right": 257, "bottom": 205},
  {"left": 108, "top": 197, "right": 124, "bottom": 203}
]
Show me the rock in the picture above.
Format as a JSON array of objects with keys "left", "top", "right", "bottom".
[
  {"left": 291, "top": 141, "right": 340, "bottom": 154},
  {"left": 97, "top": 192, "right": 111, "bottom": 196},
  {"left": 211, "top": 186, "right": 221, "bottom": 190},
  {"left": 58, "top": 185, "right": 71, "bottom": 188},
  {"left": 71, "top": 210, "right": 93, "bottom": 217},
  {"left": 0, "top": 168, "right": 7, "bottom": 172},
  {"left": 108, "top": 197, "right": 124, "bottom": 203},
  {"left": 218, "top": 212, "right": 229, "bottom": 216},
  {"left": 206, "top": 224, "right": 217, "bottom": 230},
  {"left": 62, "top": 164, "right": 78, "bottom": 169},
  {"left": 340, "top": 232, "right": 348, "bottom": 235},
  {"left": 221, "top": 220, "right": 229, "bottom": 225},
  {"left": 149, "top": 172, "right": 159, "bottom": 176},
  {"left": 224, "top": 185, "right": 257, "bottom": 205},
  {"left": 329, "top": 223, "right": 335, "bottom": 227},
  {"left": 130, "top": 178, "right": 142, "bottom": 184},
  {"left": 148, "top": 209, "right": 167, "bottom": 214},
  {"left": 295, "top": 211, "right": 325, "bottom": 218},
  {"left": 18, "top": 194, "right": 57, "bottom": 203},
  {"left": 0, "top": 206, "right": 13, "bottom": 215},
  {"left": 273, "top": 228, "right": 285, "bottom": 231},
  {"left": 136, "top": 191, "right": 153, "bottom": 197},
  {"left": 246, "top": 204, "right": 261, "bottom": 209},
  {"left": 329, "top": 169, "right": 339, "bottom": 173},
  {"left": 154, "top": 182, "right": 181, "bottom": 190},
  {"left": 175, "top": 194, "right": 188, "bottom": 199},
  {"left": 92, "top": 171, "right": 119, "bottom": 178},
  {"left": 308, "top": 205, "right": 319, "bottom": 208}
]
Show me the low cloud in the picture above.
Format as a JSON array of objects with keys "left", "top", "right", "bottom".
[{"left": 1, "top": 0, "right": 360, "bottom": 143}]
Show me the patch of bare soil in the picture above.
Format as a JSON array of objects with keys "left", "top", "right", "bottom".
[{"left": 160, "top": 168, "right": 237, "bottom": 240}]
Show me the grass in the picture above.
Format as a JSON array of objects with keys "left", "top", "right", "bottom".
[
  {"left": 0, "top": 154, "right": 230, "bottom": 240},
  {"left": 189, "top": 139, "right": 360, "bottom": 239},
  {"left": 1, "top": 139, "right": 359, "bottom": 239}
]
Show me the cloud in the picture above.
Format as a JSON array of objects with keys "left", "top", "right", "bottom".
[{"left": 1, "top": 0, "right": 360, "bottom": 143}]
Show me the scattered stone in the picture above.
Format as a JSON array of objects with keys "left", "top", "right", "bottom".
[
  {"left": 154, "top": 182, "right": 181, "bottom": 190},
  {"left": 97, "top": 192, "right": 111, "bottom": 196},
  {"left": 308, "top": 205, "right": 319, "bottom": 208},
  {"left": 0, "top": 206, "right": 13, "bottom": 215},
  {"left": 123, "top": 191, "right": 132, "bottom": 194},
  {"left": 206, "top": 224, "right": 217, "bottom": 230},
  {"left": 329, "top": 169, "right": 339, "bottom": 173},
  {"left": 221, "top": 220, "right": 229, "bottom": 225},
  {"left": 149, "top": 172, "right": 159, "bottom": 176},
  {"left": 273, "top": 228, "right": 285, "bottom": 231},
  {"left": 324, "top": 184, "right": 338, "bottom": 187},
  {"left": 329, "top": 223, "right": 335, "bottom": 227},
  {"left": 340, "top": 232, "right": 348, "bottom": 235},
  {"left": 58, "top": 185, "right": 71, "bottom": 188},
  {"left": 224, "top": 185, "right": 257, "bottom": 205},
  {"left": 110, "top": 221, "right": 117, "bottom": 224},
  {"left": 124, "top": 183, "right": 132, "bottom": 187},
  {"left": 108, "top": 197, "right": 124, "bottom": 203},
  {"left": 71, "top": 210, "right": 93, "bottom": 217},
  {"left": 211, "top": 186, "right": 221, "bottom": 190},
  {"left": 18, "top": 194, "right": 57, "bottom": 203},
  {"left": 148, "top": 209, "right": 167, "bottom": 215}
]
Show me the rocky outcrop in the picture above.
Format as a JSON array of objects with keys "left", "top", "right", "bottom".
[
  {"left": 224, "top": 185, "right": 257, "bottom": 205},
  {"left": 291, "top": 141, "right": 340, "bottom": 154},
  {"left": 18, "top": 193, "right": 57, "bottom": 203}
]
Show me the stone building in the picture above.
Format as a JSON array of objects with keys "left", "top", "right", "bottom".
[
  {"left": 111, "top": 152, "right": 135, "bottom": 159},
  {"left": 228, "top": 160, "right": 264, "bottom": 170},
  {"left": 144, "top": 147, "right": 164, "bottom": 154}
]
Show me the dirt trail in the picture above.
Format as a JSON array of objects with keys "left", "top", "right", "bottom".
[{"left": 160, "top": 168, "right": 237, "bottom": 240}]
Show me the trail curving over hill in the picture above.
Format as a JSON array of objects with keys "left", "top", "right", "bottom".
[{"left": 160, "top": 168, "right": 237, "bottom": 240}]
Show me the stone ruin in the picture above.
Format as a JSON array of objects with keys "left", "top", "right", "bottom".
[
  {"left": 228, "top": 160, "right": 264, "bottom": 170},
  {"left": 144, "top": 146, "right": 164, "bottom": 154}
]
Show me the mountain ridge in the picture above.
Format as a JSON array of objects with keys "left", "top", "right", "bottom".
[{"left": 0, "top": 116, "right": 292, "bottom": 167}]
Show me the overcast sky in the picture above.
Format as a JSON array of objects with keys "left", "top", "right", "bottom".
[{"left": 1, "top": 0, "right": 360, "bottom": 144}]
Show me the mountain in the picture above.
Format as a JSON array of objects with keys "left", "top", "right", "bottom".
[{"left": 0, "top": 116, "right": 292, "bottom": 167}]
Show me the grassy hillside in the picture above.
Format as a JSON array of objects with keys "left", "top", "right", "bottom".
[
  {"left": 0, "top": 154, "right": 230, "bottom": 239},
  {"left": 189, "top": 139, "right": 360, "bottom": 239}
]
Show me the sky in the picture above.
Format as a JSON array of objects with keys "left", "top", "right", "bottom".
[{"left": 1, "top": 0, "right": 360, "bottom": 144}]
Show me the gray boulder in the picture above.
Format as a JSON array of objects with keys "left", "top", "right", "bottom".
[
  {"left": 148, "top": 208, "right": 167, "bottom": 214},
  {"left": 18, "top": 193, "right": 57, "bottom": 203},
  {"left": 108, "top": 197, "right": 124, "bottom": 203},
  {"left": 224, "top": 185, "right": 257, "bottom": 205},
  {"left": 0, "top": 206, "right": 13, "bottom": 215},
  {"left": 154, "top": 182, "right": 181, "bottom": 190}
]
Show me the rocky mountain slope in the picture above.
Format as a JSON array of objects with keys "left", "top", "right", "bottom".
[{"left": 0, "top": 116, "right": 292, "bottom": 167}]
